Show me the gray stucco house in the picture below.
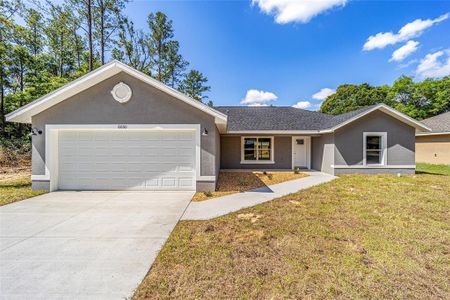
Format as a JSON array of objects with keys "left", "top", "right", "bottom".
[{"left": 6, "top": 60, "right": 431, "bottom": 192}]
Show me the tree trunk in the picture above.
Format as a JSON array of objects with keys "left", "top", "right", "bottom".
[
  {"left": 0, "top": 72, "right": 4, "bottom": 137},
  {"left": 157, "top": 41, "right": 162, "bottom": 81},
  {"left": 73, "top": 26, "right": 81, "bottom": 69},
  {"left": 87, "top": 0, "right": 93, "bottom": 71},
  {"left": 0, "top": 29, "right": 4, "bottom": 136},
  {"left": 100, "top": 1, "right": 105, "bottom": 65},
  {"left": 60, "top": 31, "right": 64, "bottom": 76}
]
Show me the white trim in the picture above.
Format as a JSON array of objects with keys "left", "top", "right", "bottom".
[
  {"left": 228, "top": 130, "right": 321, "bottom": 135},
  {"left": 291, "top": 136, "right": 311, "bottom": 169},
  {"left": 111, "top": 82, "right": 132, "bottom": 103},
  {"left": 6, "top": 60, "right": 227, "bottom": 130},
  {"left": 197, "top": 176, "right": 216, "bottom": 181},
  {"left": 43, "top": 124, "right": 202, "bottom": 192},
  {"left": 31, "top": 174, "right": 50, "bottom": 181},
  {"left": 363, "top": 132, "right": 387, "bottom": 166},
  {"left": 332, "top": 165, "right": 416, "bottom": 169},
  {"left": 416, "top": 131, "right": 450, "bottom": 136},
  {"left": 240, "top": 136, "right": 275, "bottom": 164}
]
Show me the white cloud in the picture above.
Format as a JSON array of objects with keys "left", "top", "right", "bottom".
[
  {"left": 312, "top": 88, "right": 335, "bottom": 100},
  {"left": 363, "top": 13, "right": 448, "bottom": 51},
  {"left": 252, "top": 0, "right": 347, "bottom": 24},
  {"left": 390, "top": 41, "right": 419, "bottom": 62},
  {"left": 292, "top": 101, "right": 311, "bottom": 109},
  {"left": 416, "top": 49, "right": 450, "bottom": 79},
  {"left": 241, "top": 89, "right": 278, "bottom": 106}
]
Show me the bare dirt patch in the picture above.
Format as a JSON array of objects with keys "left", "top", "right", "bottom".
[
  {"left": 0, "top": 166, "right": 31, "bottom": 181},
  {"left": 193, "top": 171, "right": 308, "bottom": 201}
]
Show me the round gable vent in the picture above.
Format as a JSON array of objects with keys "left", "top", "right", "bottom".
[{"left": 111, "top": 82, "right": 132, "bottom": 103}]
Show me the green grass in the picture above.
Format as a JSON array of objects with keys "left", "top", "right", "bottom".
[
  {"left": 0, "top": 177, "right": 47, "bottom": 206},
  {"left": 134, "top": 174, "right": 450, "bottom": 299},
  {"left": 416, "top": 163, "right": 450, "bottom": 176}
]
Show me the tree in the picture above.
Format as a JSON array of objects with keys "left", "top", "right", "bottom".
[
  {"left": 147, "top": 11, "right": 174, "bottom": 82},
  {"left": 94, "top": 0, "right": 127, "bottom": 65},
  {"left": 0, "top": 0, "right": 22, "bottom": 134},
  {"left": 165, "top": 40, "right": 188, "bottom": 88},
  {"left": 69, "top": 0, "right": 95, "bottom": 71},
  {"left": 320, "top": 83, "right": 391, "bottom": 115},
  {"left": 179, "top": 70, "right": 210, "bottom": 102},
  {"left": 319, "top": 76, "right": 450, "bottom": 120},
  {"left": 45, "top": 5, "right": 75, "bottom": 77},
  {"left": 112, "top": 17, "right": 151, "bottom": 72}
]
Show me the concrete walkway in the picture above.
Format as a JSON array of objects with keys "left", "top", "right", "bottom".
[{"left": 182, "top": 171, "right": 337, "bottom": 220}]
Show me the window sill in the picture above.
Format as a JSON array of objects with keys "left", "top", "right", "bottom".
[{"left": 240, "top": 160, "right": 275, "bottom": 165}]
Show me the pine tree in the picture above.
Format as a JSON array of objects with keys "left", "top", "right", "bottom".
[
  {"left": 94, "top": 0, "right": 127, "bottom": 65},
  {"left": 112, "top": 17, "right": 151, "bottom": 72},
  {"left": 165, "top": 40, "right": 188, "bottom": 88},
  {"left": 179, "top": 70, "right": 210, "bottom": 102},
  {"left": 147, "top": 12, "right": 174, "bottom": 82}
]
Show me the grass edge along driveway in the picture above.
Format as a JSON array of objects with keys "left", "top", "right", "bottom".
[{"left": 0, "top": 177, "right": 47, "bottom": 206}]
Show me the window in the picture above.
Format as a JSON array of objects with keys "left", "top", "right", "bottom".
[
  {"left": 241, "top": 137, "right": 274, "bottom": 163},
  {"left": 363, "top": 132, "right": 387, "bottom": 166},
  {"left": 296, "top": 139, "right": 304, "bottom": 145}
]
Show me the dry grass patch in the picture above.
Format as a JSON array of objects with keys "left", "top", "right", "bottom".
[
  {"left": 0, "top": 177, "right": 47, "bottom": 206},
  {"left": 193, "top": 171, "right": 308, "bottom": 201},
  {"left": 0, "top": 165, "right": 31, "bottom": 181},
  {"left": 134, "top": 174, "right": 450, "bottom": 299}
]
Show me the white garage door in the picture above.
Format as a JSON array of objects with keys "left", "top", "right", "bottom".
[{"left": 58, "top": 130, "right": 196, "bottom": 191}]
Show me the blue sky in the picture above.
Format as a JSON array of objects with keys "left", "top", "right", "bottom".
[{"left": 125, "top": 1, "right": 449, "bottom": 108}]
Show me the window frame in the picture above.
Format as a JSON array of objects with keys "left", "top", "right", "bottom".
[
  {"left": 240, "top": 136, "right": 275, "bottom": 164},
  {"left": 363, "top": 132, "right": 387, "bottom": 166}
]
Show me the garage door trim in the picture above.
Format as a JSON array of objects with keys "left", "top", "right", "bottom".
[{"left": 42, "top": 124, "right": 202, "bottom": 191}]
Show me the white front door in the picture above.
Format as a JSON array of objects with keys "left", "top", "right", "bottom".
[{"left": 292, "top": 136, "right": 310, "bottom": 169}]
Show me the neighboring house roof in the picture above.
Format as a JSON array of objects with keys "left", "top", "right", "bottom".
[
  {"left": 416, "top": 111, "right": 450, "bottom": 136},
  {"left": 5, "top": 60, "right": 228, "bottom": 131},
  {"left": 217, "top": 104, "right": 430, "bottom": 133}
]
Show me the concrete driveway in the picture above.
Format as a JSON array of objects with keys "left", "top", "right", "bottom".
[{"left": 0, "top": 191, "right": 193, "bottom": 299}]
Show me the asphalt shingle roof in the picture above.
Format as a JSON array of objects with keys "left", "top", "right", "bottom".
[
  {"left": 215, "top": 105, "right": 376, "bottom": 131},
  {"left": 420, "top": 111, "right": 450, "bottom": 133}
]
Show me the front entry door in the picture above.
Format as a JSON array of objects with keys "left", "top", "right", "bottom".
[{"left": 293, "top": 136, "right": 310, "bottom": 169}]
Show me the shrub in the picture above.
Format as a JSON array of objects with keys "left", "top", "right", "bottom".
[{"left": 0, "top": 137, "right": 31, "bottom": 167}]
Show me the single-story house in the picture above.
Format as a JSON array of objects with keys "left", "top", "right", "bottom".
[
  {"left": 416, "top": 111, "right": 450, "bottom": 165},
  {"left": 6, "top": 60, "right": 431, "bottom": 192}
]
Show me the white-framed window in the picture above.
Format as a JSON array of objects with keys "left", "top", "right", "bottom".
[
  {"left": 363, "top": 132, "right": 387, "bottom": 166},
  {"left": 240, "top": 136, "right": 274, "bottom": 164}
]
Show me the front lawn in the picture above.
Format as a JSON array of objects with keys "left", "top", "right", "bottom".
[
  {"left": 416, "top": 162, "right": 450, "bottom": 176},
  {"left": 134, "top": 174, "right": 450, "bottom": 299},
  {"left": 0, "top": 177, "right": 47, "bottom": 206},
  {"left": 193, "top": 171, "right": 308, "bottom": 201}
]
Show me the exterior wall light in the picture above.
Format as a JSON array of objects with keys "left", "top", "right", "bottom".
[{"left": 29, "top": 127, "right": 42, "bottom": 136}]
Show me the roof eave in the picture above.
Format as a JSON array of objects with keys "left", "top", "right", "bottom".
[
  {"left": 416, "top": 131, "right": 450, "bottom": 136},
  {"left": 327, "top": 104, "right": 432, "bottom": 133},
  {"left": 6, "top": 60, "right": 228, "bottom": 126}
]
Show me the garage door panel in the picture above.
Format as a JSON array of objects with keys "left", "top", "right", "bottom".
[{"left": 58, "top": 129, "right": 196, "bottom": 191}]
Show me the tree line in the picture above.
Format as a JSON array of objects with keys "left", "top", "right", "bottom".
[
  {"left": 0, "top": 0, "right": 211, "bottom": 144},
  {"left": 320, "top": 76, "right": 450, "bottom": 120}
]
